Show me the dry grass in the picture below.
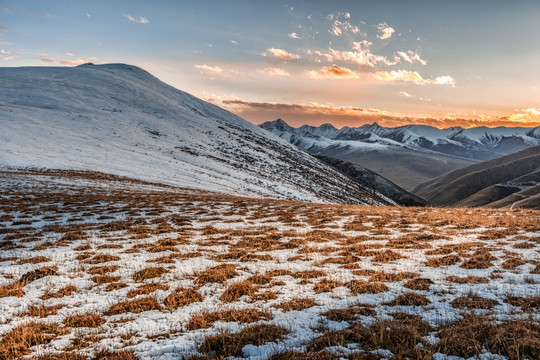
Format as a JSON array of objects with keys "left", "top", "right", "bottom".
[
  {"left": 127, "top": 283, "right": 169, "bottom": 298},
  {"left": 106, "top": 296, "right": 161, "bottom": 315},
  {"left": 426, "top": 254, "right": 461, "bottom": 267},
  {"left": 195, "top": 264, "right": 238, "bottom": 285},
  {"left": 446, "top": 275, "right": 488, "bottom": 284},
  {"left": 63, "top": 313, "right": 106, "bottom": 328},
  {"left": 387, "top": 292, "right": 430, "bottom": 306},
  {"left": 313, "top": 278, "right": 344, "bottom": 293},
  {"left": 461, "top": 251, "right": 496, "bottom": 269},
  {"left": 88, "top": 265, "right": 119, "bottom": 275},
  {"left": 199, "top": 324, "right": 289, "bottom": 358},
  {"left": 451, "top": 295, "right": 499, "bottom": 309},
  {"left": 276, "top": 298, "right": 317, "bottom": 312},
  {"left": 164, "top": 288, "right": 204, "bottom": 310},
  {"left": 26, "top": 304, "right": 65, "bottom": 317},
  {"left": 221, "top": 281, "right": 258, "bottom": 303},
  {"left": 187, "top": 308, "right": 272, "bottom": 330},
  {"left": 132, "top": 266, "right": 168, "bottom": 282},
  {"left": 0, "top": 322, "right": 70, "bottom": 359},
  {"left": 403, "top": 278, "right": 433, "bottom": 291},
  {"left": 41, "top": 285, "right": 77, "bottom": 300},
  {"left": 346, "top": 280, "right": 388, "bottom": 295}
]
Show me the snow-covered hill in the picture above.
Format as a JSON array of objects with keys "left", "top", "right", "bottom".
[{"left": 0, "top": 63, "right": 391, "bottom": 205}]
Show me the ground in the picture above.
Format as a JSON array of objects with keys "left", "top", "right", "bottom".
[{"left": 0, "top": 170, "right": 538, "bottom": 360}]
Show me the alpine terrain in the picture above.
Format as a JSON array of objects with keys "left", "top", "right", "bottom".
[
  {"left": 0, "top": 63, "right": 392, "bottom": 205},
  {"left": 261, "top": 119, "right": 540, "bottom": 190}
]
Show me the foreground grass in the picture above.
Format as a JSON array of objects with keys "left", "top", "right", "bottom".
[{"left": 0, "top": 169, "right": 538, "bottom": 359}]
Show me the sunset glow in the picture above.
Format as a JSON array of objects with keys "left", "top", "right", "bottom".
[{"left": 1, "top": 1, "right": 540, "bottom": 128}]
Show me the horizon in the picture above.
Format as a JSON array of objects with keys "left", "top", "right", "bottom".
[{"left": 2, "top": 1, "right": 540, "bottom": 128}]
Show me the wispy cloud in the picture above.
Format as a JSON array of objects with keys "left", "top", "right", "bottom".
[
  {"left": 123, "top": 14, "right": 149, "bottom": 24},
  {"left": 306, "top": 64, "right": 359, "bottom": 79},
  {"left": 194, "top": 64, "right": 224, "bottom": 77},
  {"left": 86, "top": 12, "right": 91, "bottom": 19},
  {"left": 263, "top": 48, "right": 301, "bottom": 60},
  {"left": 330, "top": 19, "right": 360, "bottom": 36},
  {"left": 38, "top": 53, "right": 100, "bottom": 66},
  {"left": 377, "top": 22, "right": 395, "bottom": 40},
  {"left": 397, "top": 51, "right": 427, "bottom": 65},
  {"left": 259, "top": 67, "right": 290, "bottom": 76},
  {"left": 0, "top": 6, "right": 12, "bottom": 14},
  {"left": 374, "top": 70, "right": 455, "bottom": 86},
  {"left": 0, "top": 49, "right": 19, "bottom": 61},
  {"left": 0, "top": 25, "right": 6, "bottom": 32}
]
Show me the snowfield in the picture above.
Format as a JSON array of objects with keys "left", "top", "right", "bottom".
[{"left": 0, "top": 170, "right": 538, "bottom": 360}]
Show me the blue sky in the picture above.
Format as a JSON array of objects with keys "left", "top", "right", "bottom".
[{"left": 1, "top": 1, "right": 540, "bottom": 128}]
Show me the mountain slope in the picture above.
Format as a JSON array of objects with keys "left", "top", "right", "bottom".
[
  {"left": 413, "top": 146, "right": 540, "bottom": 209},
  {"left": 315, "top": 155, "right": 429, "bottom": 207},
  {"left": 0, "top": 63, "right": 392, "bottom": 205},
  {"left": 261, "top": 119, "right": 540, "bottom": 190}
]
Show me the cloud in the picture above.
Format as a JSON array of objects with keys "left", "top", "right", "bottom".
[
  {"left": 306, "top": 64, "right": 359, "bottom": 79},
  {"left": 374, "top": 70, "right": 455, "bottom": 86},
  {"left": 400, "top": 91, "right": 412, "bottom": 98},
  {"left": 0, "top": 25, "right": 6, "bottom": 32},
  {"left": 263, "top": 48, "right": 301, "bottom": 60},
  {"left": 259, "top": 67, "right": 290, "bottom": 76},
  {"left": 38, "top": 53, "right": 100, "bottom": 66},
  {"left": 315, "top": 47, "right": 399, "bottom": 68},
  {"left": 38, "top": 12, "right": 52, "bottom": 18},
  {"left": 123, "top": 14, "right": 149, "bottom": 24},
  {"left": 397, "top": 51, "right": 427, "bottom": 65},
  {"left": 194, "top": 64, "right": 223, "bottom": 74},
  {"left": 230, "top": 40, "right": 238, "bottom": 45},
  {"left": 86, "top": 12, "right": 91, "bottom": 18},
  {"left": 0, "top": 49, "right": 19, "bottom": 61},
  {"left": 377, "top": 22, "right": 395, "bottom": 40},
  {"left": 288, "top": 32, "right": 301, "bottom": 39},
  {"left": 0, "top": 6, "right": 12, "bottom": 14},
  {"left": 216, "top": 98, "right": 540, "bottom": 129},
  {"left": 330, "top": 20, "right": 360, "bottom": 36}
]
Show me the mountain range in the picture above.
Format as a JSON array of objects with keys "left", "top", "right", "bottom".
[
  {"left": 261, "top": 119, "right": 540, "bottom": 190},
  {"left": 0, "top": 63, "right": 399, "bottom": 205}
]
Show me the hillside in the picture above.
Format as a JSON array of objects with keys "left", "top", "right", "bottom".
[
  {"left": 413, "top": 146, "right": 540, "bottom": 209},
  {"left": 0, "top": 63, "right": 391, "bottom": 205},
  {"left": 315, "top": 155, "right": 429, "bottom": 207},
  {"left": 261, "top": 119, "right": 540, "bottom": 190}
]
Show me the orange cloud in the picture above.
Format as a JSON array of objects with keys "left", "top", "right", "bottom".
[
  {"left": 194, "top": 64, "right": 224, "bottom": 74},
  {"left": 306, "top": 64, "right": 359, "bottom": 79},
  {"left": 215, "top": 99, "right": 540, "bottom": 129}
]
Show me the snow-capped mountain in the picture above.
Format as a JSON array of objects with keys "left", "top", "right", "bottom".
[
  {"left": 261, "top": 119, "right": 540, "bottom": 160},
  {"left": 0, "top": 63, "right": 392, "bottom": 205},
  {"left": 260, "top": 119, "right": 540, "bottom": 190}
]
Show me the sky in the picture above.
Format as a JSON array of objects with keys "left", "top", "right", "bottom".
[{"left": 1, "top": 0, "right": 540, "bottom": 129}]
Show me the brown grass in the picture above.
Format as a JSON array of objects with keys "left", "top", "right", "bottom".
[
  {"left": 106, "top": 296, "right": 161, "bottom": 315},
  {"left": 451, "top": 295, "right": 499, "bottom": 309},
  {"left": 41, "top": 285, "right": 77, "bottom": 300},
  {"left": 127, "top": 283, "right": 169, "bottom": 298},
  {"left": 0, "top": 322, "right": 70, "bottom": 359},
  {"left": 164, "top": 288, "right": 204, "bottom": 310},
  {"left": 403, "top": 278, "right": 433, "bottom": 291},
  {"left": 313, "top": 279, "right": 344, "bottom": 293},
  {"left": 199, "top": 324, "right": 288, "bottom": 358},
  {"left": 221, "top": 281, "right": 258, "bottom": 303},
  {"left": 63, "top": 313, "right": 105, "bottom": 328},
  {"left": 195, "top": 264, "right": 238, "bottom": 285},
  {"left": 461, "top": 251, "right": 496, "bottom": 269},
  {"left": 133, "top": 266, "right": 168, "bottom": 282},
  {"left": 446, "top": 275, "right": 488, "bottom": 284},
  {"left": 84, "top": 254, "right": 120, "bottom": 264},
  {"left": 371, "top": 250, "right": 405, "bottom": 263},
  {"left": 387, "top": 292, "right": 430, "bottom": 306},
  {"left": 187, "top": 308, "right": 272, "bottom": 330},
  {"left": 26, "top": 304, "right": 65, "bottom": 317},
  {"left": 92, "top": 275, "right": 121, "bottom": 285},
  {"left": 88, "top": 265, "right": 119, "bottom": 275},
  {"left": 275, "top": 298, "right": 317, "bottom": 312},
  {"left": 323, "top": 306, "right": 376, "bottom": 321},
  {"left": 426, "top": 254, "right": 461, "bottom": 267},
  {"left": 18, "top": 256, "right": 51, "bottom": 264},
  {"left": 505, "top": 296, "right": 540, "bottom": 311},
  {"left": 346, "top": 280, "right": 388, "bottom": 295}
]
